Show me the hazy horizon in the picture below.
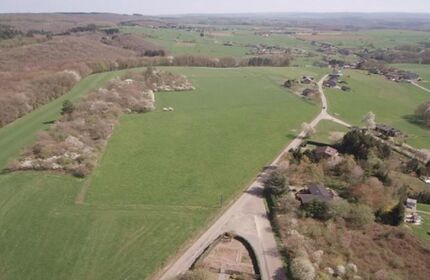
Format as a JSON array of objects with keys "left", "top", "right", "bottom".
[{"left": 1, "top": 0, "right": 430, "bottom": 15}]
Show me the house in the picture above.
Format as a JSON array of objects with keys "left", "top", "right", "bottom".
[
  {"left": 323, "top": 79, "right": 337, "bottom": 88},
  {"left": 329, "top": 69, "right": 343, "bottom": 79},
  {"left": 421, "top": 176, "right": 430, "bottom": 184},
  {"left": 301, "top": 76, "right": 315, "bottom": 84},
  {"left": 315, "top": 146, "right": 338, "bottom": 158},
  {"left": 283, "top": 79, "right": 297, "bottom": 88},
  {"left": 375, "top": 124, "right": 401, "bottom": 137},
  {"left": 302, "top": 88, "right": 318, "bottom": 97},
  {"left": 406, "top": 198, "right": 417, "bottom": 210},
  {"left": 297, "top": 184, "right": 334, "bottom": 205},
  {"left": 402, "top": 71, "right": 420, "bottom": 81}
]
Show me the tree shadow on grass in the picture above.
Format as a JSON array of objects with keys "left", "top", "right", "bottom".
[{"left": 402, "top": 114, "right": 429, "bottom": 130}]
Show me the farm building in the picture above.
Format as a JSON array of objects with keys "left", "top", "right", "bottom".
[
  {"left": 323, "top": 78, "right": 337, "bottom": 88},
  {"left": 296, "top": 184, "right": 334, "bottom": 205},
  {"left": 301, "top": 76, "right": 315, "bottom": 84},
  {"left": 329, "top": 69, "right": 343, "bottom": 79},
  {"left": 375, "top": 124, "right": 401, "bottom": 137},
  {"left": 406, "top": 198, "right": 418, "bottom": 211},
  {"left": 302, "top": 88, "right": 318, "bottom": 97},
  {"left": 314, "top": 146, "right": 338, "bottom": 158}
]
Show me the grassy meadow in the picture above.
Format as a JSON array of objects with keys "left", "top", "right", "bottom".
[
  {"left": 325, "top": 70, "right": 430, "bottom": 149},
  {"left": 121, "top": 26, "right": 312, "bottom": 58},
  {"left": 299, "top": 29, "right": 430, "bottom": 49},
  {"left": 411, "top": 203, "right": 430, "bottom": 243},
  {"left": 310, "top": 120, "right": 349, "bottom": 144},
  {"left": 0, "top": 66, "right": 324, "bottom": 280}
]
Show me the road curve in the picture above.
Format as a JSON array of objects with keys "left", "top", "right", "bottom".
[{"left": 157, "top": 74, "right": 349, "bottom": 280}]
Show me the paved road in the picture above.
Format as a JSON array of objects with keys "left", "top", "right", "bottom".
[
  {"left": 158, "top": 74, "right": 350, "bottom": 280},
  {"left": 411, "top": 81, "right": 430, "bottom": 93}
]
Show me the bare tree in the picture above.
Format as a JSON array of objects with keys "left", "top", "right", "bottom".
[
  {"left": 362, "top": 111, "right": 376, "bottom": 130},
  {"left": 301, "top": 122, "right": 316, "bottom": 138}
]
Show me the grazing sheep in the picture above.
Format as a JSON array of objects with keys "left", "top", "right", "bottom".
[
  {"left": 168, "top": 107, "right": 174, "bottom": 111},
  {"left": 163, "top": 107, "right": 169, "bottom": 112}
]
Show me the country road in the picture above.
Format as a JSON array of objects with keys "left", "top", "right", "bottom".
[
  {"left": 411, "top": 81, "right": 430, "bottom": 93},
  {"left": 158, "top": 74, "right": 350, "bottom": 280}
]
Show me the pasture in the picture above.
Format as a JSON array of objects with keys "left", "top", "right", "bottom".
[
  {"left": 299, "top": 29, "right": 430, "bottom": 49},
  {"left": 325, "top": 70, "right": 430, "bottom": 149},
  {"left": 121, "top": 26, "right": 312, "bottom": 58},
  {"left": 0, "top": 66, "right": 323, "bottom": 279}
]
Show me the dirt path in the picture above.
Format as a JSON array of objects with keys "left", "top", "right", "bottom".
[
  {"left": 157, "top": 74, "right": 351, "bottom": 280},
  {"left": 75, "top": 180, "right": 91, "bottom": 205}
]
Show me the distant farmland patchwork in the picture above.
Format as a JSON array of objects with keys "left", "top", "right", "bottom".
[{"left": 0, "top": 67, "right": 325, "bottom": 280}]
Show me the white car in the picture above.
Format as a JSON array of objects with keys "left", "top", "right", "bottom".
[{"left": 422, "top": 177, "right": 430, "bottom": 184}]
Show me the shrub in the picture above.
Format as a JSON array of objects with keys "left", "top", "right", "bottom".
[
  {"left": 290, "top": 257, "right": 316, "bottom": 280},
  {"left": 302, "top": 200, "right": 331, "bottom": 221},
  {"left": 329, "top": 199, "right": 351, "bottom": 219},
  {"left": 263, "top": 169, "right": 289, "bottom": 196},
  {"left": 415, "top": 101, "right": 430, "bottom": 127},
  {"left": 61, "top": 100, "right": 75, "bottom": 116},
  {"left": 346, "top": 204, "right": 374, "bottom": 229}
]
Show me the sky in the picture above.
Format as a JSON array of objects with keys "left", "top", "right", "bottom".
[{"left": 1, "top": 0, "right": 430, "bottom": 15}]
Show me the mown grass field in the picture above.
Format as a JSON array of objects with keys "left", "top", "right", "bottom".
[
  {"left": 0, "top": 70, "right": 129, "bottom": 170},
  {"left": 411, "top": 203, "right": 430, "bottom": 243},
  {"left": 0, "top": 66, "right": 324, "bottom": 279},
  {"left": 325, "top": 70, "right": 430, "bottom": 149},
  {"left": 310, "top": 119, "right": 349, "bottom": 144}
]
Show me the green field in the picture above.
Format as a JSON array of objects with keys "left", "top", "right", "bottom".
[
  {"left": 325, "top": 70, "right": 430, "bottom": 149},
  {"left": 0, "top": 67, "right": 323, "bottom": 279},
  {"left": 411, "top": 203, "right": 430, "bottom": 243},
  {"left": 310, "top": 119, "right": 349, "bottom": 144},
  {"left": 310, "top": 29, "right": 430, "bottom": 49},
  {"left": 121, "top": 26, "right": 312, "bottom": 58}
]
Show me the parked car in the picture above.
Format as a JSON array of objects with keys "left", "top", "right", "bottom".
[{"left": 421, "top": 176, "right": 430, "bottom": 184}]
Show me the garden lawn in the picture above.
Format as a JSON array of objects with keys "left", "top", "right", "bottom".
[
  {"left": 0, "top": 67, "right": 322, "bottom": 280},
  {"left": 325, "top": 70, "right": 430, "bottom": 149}
]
